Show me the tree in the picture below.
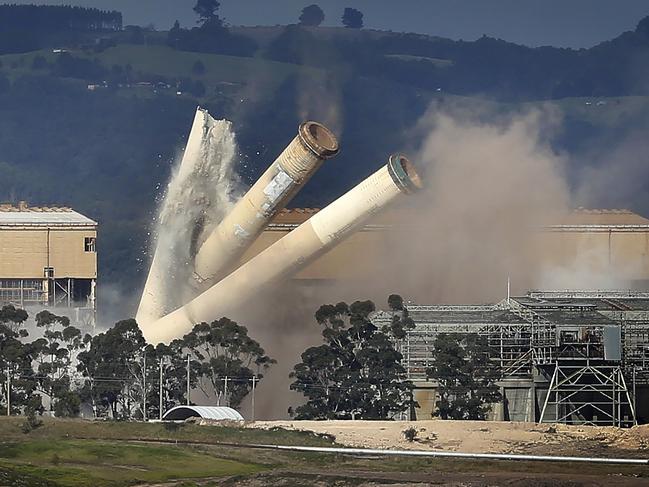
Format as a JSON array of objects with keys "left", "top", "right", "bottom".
[
  {"left": 299, "top": 4, "right": 325, "bottom": 27},
  {"left": 152, "top": 340, "right": 199, "bottom": 418},
  {"left": 0, "top": 304, "right": 28, "bottom": 336},
  {"left": 0, "top": 307, "right": 35, "bottom": 414},
  {"left": 387, "top": 294, "right": 404, "bottom": 311},
  {"left": 192, "top": 60, "right": 206, "bottom": 75},
  {"left": 183, "top": 318, "right": 275, "bottom": 408},
  {"left": 342, "top": 8, "right": 363, "bottom": 29},
  {"left": 290, "top": 299, "right": 416, "bottom": 419},
  {"left": 31, "top": 310, "right": 89, "bottom": 414},
  {"left": 54, "top": 390, "right": 81, "bottom": 417},
  {"left": 77, "top": 319, "right": 146, "bottom": 419},
  {"left": 427, "top": 333, "right": 502, "bottom": 420},
  {"left": 168, "top": 20, "right": 182, "bottom": 48},
  {"left": 193, "top": 0, "right": 221, "bottom": 26},
  {"left": 385, "top": 294, "right": 415, "bottom": 340}
]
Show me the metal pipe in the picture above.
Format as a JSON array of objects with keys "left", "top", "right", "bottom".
[
  {"left": 255, "top": 444, "right": 649, "bottom": 465},
  {"left": 192, "top": 121, "right": 339, "bottom": 289},
  {"left": 144, "top": 154, "right": 422, "bottom": 344}
]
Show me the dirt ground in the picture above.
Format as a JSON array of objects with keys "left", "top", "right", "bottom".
[{"left": 247, "top": 420, "right": 649, "bottom": 457}]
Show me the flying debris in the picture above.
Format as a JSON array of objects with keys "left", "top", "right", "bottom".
[{"left": 137, "top": 107, "right": 422, "bottom": 344}]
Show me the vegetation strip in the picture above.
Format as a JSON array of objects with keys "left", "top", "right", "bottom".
[{"left": 82, "top": 436, "right": 648, "bottom": 465}]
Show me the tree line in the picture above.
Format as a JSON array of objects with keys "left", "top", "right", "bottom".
[
  {"left": 1, "top": 305, "right": 273, "bottom": 420},
  {"left": 2, "top": 294, "right": 503, "bottom": 422},
  {"left": 0, "top": 5, "right": 122, "bottom": 55},
  {"left": 0, "top": 5, "right": 122, "bottom": 32},
  {"left": 289, "top": 294, "right": 502, "bottom": 421}
]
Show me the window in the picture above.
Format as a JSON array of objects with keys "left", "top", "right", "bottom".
[
  {"left": 84, "top": 237, "right": 96, "bottom": 252},
  {"left": 44, "top": 267, "right": 55, "bottom": 279}
]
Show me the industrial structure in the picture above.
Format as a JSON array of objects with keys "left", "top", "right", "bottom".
[
  {"left": 372, "top": 290, "right": 649, "bottom": 426},
  {"left": 240, "top": 208, "right": 649, "bottom": 286},
  {"left": 138, "top": 107, "right": 422, "bottom": 344},
  {"left": 162, "top": 405, "right": 244, "bottom": 422},
  {"left": 145, "top": 154, "right": 422, "bottom": 344},
  {"left": 0, "top": 202, "right": 97, "bottom": 330}
]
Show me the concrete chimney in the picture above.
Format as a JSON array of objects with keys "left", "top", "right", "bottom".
[
  {"left": 136, "top": 107, "right": 218, "bottom": 328},
  {"left": 143, "top": 154, "right": 422, "bottom": 344},
  {"left": 192, "top": 121, "right": 339, "bottom": 289}
]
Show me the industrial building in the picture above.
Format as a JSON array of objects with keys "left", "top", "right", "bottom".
[
  {"left": 0, "top": 202, "right": 97, "bottom": 330},
  {"left": 372, "top": 290, "right": 649, "bottom": 426},
  {"left": 243, "top": 208, "right": 649, "bottom": 285}
]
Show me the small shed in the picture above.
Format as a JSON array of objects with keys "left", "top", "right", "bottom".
[{"left": 162, "top": 406, "right": 244, "bottom": 421}]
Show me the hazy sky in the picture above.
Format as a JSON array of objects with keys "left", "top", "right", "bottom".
[{"left": 9, "top": 0, "right": 649, "bottom": 48}]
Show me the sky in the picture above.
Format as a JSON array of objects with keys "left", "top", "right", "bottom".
[{"left": 8, "top": 0, "right": 649, "bottom": 48}]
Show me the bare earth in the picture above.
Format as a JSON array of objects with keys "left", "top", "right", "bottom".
[{"left": 247, "top": 420, "right": 649, "bottom": 457}]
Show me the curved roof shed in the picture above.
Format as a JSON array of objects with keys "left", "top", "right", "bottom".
[{"left": 162, "top": 405, "right": 244, "bottom": 421}]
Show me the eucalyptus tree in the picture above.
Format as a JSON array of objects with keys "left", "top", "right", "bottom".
[
  {"left": 0, "top": 304, "right": 28, "bottom": 336},
  {"left": 182, "top": 318, "right": 275, "bottom": 408},
  {"left": 150, "top": 339, "right": 201, "bottom": 418},
  {"left": 290, "top": 299, "right": 416, "bottom": 419},
  {"left": 427, "top": 333, "right": 502, "bottom": 420},
  {"left": 31, "top": 310, "right": 90, "bottom": 415},
  {"left": 78, "top": 319, "right": 146, "bottom": 418},
  {"left": 0, "top": 305, "right": 34, "bottom": 414}
]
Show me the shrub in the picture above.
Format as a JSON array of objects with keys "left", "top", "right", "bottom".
[{"left": 403, "top": 426, "right": 418, "bottom": 442}]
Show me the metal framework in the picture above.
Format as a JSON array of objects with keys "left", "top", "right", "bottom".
[
  {"left": 540, "top": 363, "right": 634, "bottom": 426},
  {"left": 381, "top": 290, "right": 649, "bottom": 426},
  {"left": 0, "top": 277, "right": 96, "bottom": 333}
]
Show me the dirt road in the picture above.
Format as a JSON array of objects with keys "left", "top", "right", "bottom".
[{"left": 248, "top": 420, "right": 649, "bottom": 457}]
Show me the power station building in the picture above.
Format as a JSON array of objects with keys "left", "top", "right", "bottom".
[
  {"left": 372, "top": 290, "right": 649, "bottom": 426},
  {"left": 247, "top": 207, "right": 649, "bottom": 426},
  {"left": 245, "top": 208, "right": 649, "bottom": 286},
  {"left": 0, "top": 202, "right": 97, "bottom": 330}
]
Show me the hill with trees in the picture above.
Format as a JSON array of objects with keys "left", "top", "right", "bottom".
[{"left": 1, "top": 4, "right": 649, "bottom": 311}]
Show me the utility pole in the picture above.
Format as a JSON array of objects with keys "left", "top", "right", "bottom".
[
  {"left": 186, "top": 354, "right": 190, "bottom": 406},
  {"left": 6, "top": 367, "right": 10, "bottom": 417},
  {"left": 142, "top": 352, "right": 147, "bottom": 422},
  {"left": 251, "top": 375, "right": 258, "bottom": 422},
  {"left": 159, "top": 357, "right": 164, "bottom": 421},
  {"left": 223, "top": 376, "right": 229, "bottom": 407}
]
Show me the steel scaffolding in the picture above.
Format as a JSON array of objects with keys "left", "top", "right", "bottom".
[{"left": 381, "top": 290, "right": 649, "bottom": 426}]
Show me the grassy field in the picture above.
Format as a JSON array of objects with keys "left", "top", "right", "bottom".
[
  {"left": 0, "top": 44, "right": 323, "bottom": 98},
  {"left": 1, "top": 417, "right": 649, "bottom": 486},
  {"left": 0, "top": 417, "right": 333, "bottom": 486},
  {"left": 0, "top": 417, "right": 336, "bottom": 447},
  {"left": 0, "top": 439, "right": 261, "bottom": 487}
]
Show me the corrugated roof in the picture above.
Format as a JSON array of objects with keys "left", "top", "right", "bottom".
[
  {"left": 162, "top": 405, "right": 244, "bottom": 421},
  {"left": 271, "top": 207, "right": 407, "bottom": 226},
  {"left": 0, "top": 204, "right": 96, "bottom": 226},
  {"left": 516, "top": 295, "right": 649, "bottom": 312},
  {"left": 406, "top": 309, "right": 525, "bottom": 324},
  {"left": 270, "top": 208, "right": 649, "bottom": 227}
]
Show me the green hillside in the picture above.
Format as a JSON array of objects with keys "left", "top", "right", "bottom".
[
  {"left": 1, "top": 11, "right": 649, "bottom": 307},
  {"left": 0, "top": 44, "right": 323, "bottom": 98}
]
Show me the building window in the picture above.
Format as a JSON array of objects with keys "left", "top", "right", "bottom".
[
  {"left": 44, "top": 267, "right": 55, "bottom": 279},
  {"left": 84, "top": 237, "right": 96, "bottom": 252}
]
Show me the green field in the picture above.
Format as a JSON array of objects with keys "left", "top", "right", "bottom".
[
  {"left": 0, "top": 417, "right": 648, "bottom": 486},
  {"left": 0, "top": 439, "right": 262, "bottom": 487},
  {"left": 0, "top": 44, "right": 323, "bottom": 99}
]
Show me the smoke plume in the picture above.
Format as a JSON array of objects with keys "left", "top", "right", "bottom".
[{"left": 348, "top": 106, "right": 570, "bottom": 303}]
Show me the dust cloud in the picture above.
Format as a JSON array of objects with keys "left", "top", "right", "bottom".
[
  {"left": 345, "top": 106, "right": 571, "bottom": 304},
  {"left": 234, "top": 106, "right": 577, "bottom": 417},
  {"left": 136, "top": 103, "right": 643, "bottom": 418},
  {"left": 141, "top": 112, "right": 241, "bottom": 322}
]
